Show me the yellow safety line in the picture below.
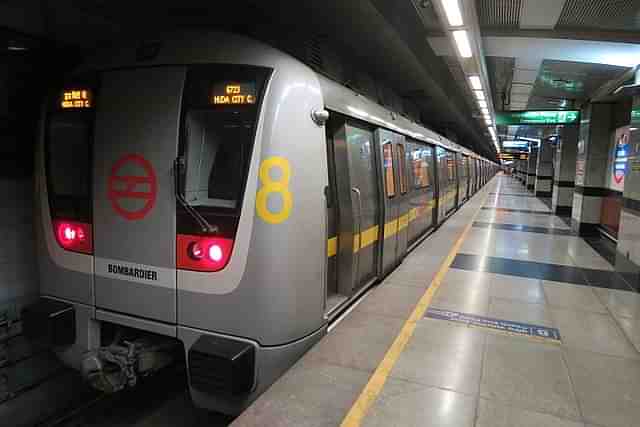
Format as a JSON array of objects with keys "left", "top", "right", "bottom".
[{"left": 339, "top": 191, "right": 487, "bottom": 427}]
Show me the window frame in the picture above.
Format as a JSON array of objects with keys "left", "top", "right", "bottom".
[
  {"left": 382, "top": 141, "right": 396, "bottom": 198},
  {"left": 396, "top": 143, "right": 408, "bottom": 195}
]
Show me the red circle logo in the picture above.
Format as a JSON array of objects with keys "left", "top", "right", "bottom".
[{"left": 107, "top": 154, "right": 157, "bottom": 220}]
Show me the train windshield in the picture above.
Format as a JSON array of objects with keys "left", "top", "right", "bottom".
[
  {"left": 180, "top": 65, "right": 271, "bottom": 215},
  {"left": 46, "top": 112, "right": 93, "bottom": 222}
]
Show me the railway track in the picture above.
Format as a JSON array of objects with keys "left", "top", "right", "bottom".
[{"left": 38, "top": 364, "right": 232, "bottom": 427}]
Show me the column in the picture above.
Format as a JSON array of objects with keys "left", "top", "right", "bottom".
[
  {"left": 518, "top": 158, "right": 526, "bottom": 183},
  {"left": 617, "top": 95, "right": 640, "bottom": 289},
  {"left": 571, "top": 103, "right": 613, "bottom": 235},
  {"left": 526, "top": 146, "right": 538, "bottom": 191},
  {"left": 535, "top": 137, "right": 554, "bottom": 197},
  {"left": 552, "top": 125, "right": 578, "bottom": 216}
]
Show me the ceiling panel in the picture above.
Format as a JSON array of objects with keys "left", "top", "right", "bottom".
[
  {"left": 411, "top": 0, "right": 444, "bottom": 35},
  {"left": 513, "top": 68, "right": 538, "bottom": 83},
  {"left": 534, "top": 59, "right": 628, "bottom": 99},
  {"left": 556, "top": 0, "right": 640, "bottom": 32},
  {"left": 511, "top": 84, "right": 533, "bottom": 95},
  {"left": 477, "top": 0, "right": 523, "bottom": 28},
  {"left": 519, "top": 0, "right": 566, "bottom": 29}
]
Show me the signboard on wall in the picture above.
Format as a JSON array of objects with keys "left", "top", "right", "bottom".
[
  {"left": 609, "top": 126, "right": 630, "bottom": 192},
  {"left": 496, "top": 110, "right": 580, "bottom": 126}
]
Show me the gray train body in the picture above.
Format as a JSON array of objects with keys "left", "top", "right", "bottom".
[{"left": 30, "top": 32, "right": 498, "bottom": 414}]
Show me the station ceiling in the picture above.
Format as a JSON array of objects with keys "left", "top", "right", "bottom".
[{"left": 1, "top": 0, "right": 639, "bottom": 159}]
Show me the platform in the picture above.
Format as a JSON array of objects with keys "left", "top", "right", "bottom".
[{"left": 233, "top": 174, "right": 640, "bottom": 427}]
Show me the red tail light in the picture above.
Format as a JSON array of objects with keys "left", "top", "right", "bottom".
[
  {"left": 53, "top": 220, "right": 93, "bottom": 254},
  {"left": 177, "top": 234, "right": 234, "bottom": 272}
]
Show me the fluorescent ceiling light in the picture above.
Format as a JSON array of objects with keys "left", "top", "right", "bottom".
[
  {"left": 469, "top": 75, "right": 482, "bottom": 90},
  {"left": 474, "top": 90, "right": 485, "bottom": 100},
  {"left": 441, "top": 0, "right": 464, "bottom": 27},
  {"left": 452, "top": 30, "right": 472, "bottom": 58},
  {"left": 478, "top": 100, "right": 488, "bottom": 108},
  {"left": 485, "top": 118, "right": 493, "bottom": 125},
  {"left": 481, "top": 107, "right": 489, "bottom": 115}
]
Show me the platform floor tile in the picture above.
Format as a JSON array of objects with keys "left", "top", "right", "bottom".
[
  {"left": 564, "top": 349, "right": 640, "bottom": 427},
  {"left": 362, "top": 379, "right": 477, "bottom": 427},
  {"left": 305, "top": 310, "right": 404, "bottom": 373},
  {"left": 487, "top": 297, "right": 555, "bottom": 327},
  {"left": 475, "top": 399, "right": 585, "bottom": 427},
  {"left": 233, "top": 359, "right": 370, "bottom": 427},
  {"left": 480, "top": 334, "right": 581, "bottom": 421},
  {"left": 542, "top": 281, "right": 608, "bottom": 314},
  {"left": 550, "top": 307, "right": 640, "bottom": 360},
  {"left": 354, "top": 284, "right": 427, "bottom": 320},
  {"left": 388, "top": 319, "right": 486, "bottom": 395}
]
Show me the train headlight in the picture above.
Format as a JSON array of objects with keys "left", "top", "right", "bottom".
[
  {"left": 188, "top": 241, "right": 205, "bottom": 260},
  {"left": 208, "top": 244, "right": 223, "bottom": 262}
]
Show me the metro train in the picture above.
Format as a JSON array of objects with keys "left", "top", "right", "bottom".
[{"left": 24, "top": 32, "right": 498, "bottom": 414}]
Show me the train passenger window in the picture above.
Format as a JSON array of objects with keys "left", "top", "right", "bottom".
[
  {"left": 447, "top": 155, "right": 456, "bottom": 183},
  {"left": 412, "top": 147, "right": 430, "bottom": 189},
  {"left": 396, "top": 144, "right": 408, "bottom": 194},
  {"left": 383, "top": 142, "right": 396, "bottom": 197}
]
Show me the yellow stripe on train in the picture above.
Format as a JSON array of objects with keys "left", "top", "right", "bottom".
[{"left": 327, "top": 197, "right": 440, "bottom": 257}]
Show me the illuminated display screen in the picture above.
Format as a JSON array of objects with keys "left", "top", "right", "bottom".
[
  {"left": 60, "top": 89, "right": 93, "bottom": 109},
  {"left": 496, "top": 110, "right": 580, "bottom": 126},
  {"left": 210, "top": 82, "right": 257, "bottom": 106}
]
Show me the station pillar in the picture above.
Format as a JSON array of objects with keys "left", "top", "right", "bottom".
[
  {"left": 552, "top": 125, "right": 578, "bottom": 216},
  {"left": 526, "top": 146, "right": 538, "bottom": 191},
  {"left": 535, "top": 137, "right": 554, "bottom": 197},
  {"left": 617, "top": 95, "right": 640, "bottom": 289},
  {"left": 519, "top": 158, "right": 527, "bottom": 183},
  {"left": 571, "top": 103, "right": 613, "bottom": 235}
]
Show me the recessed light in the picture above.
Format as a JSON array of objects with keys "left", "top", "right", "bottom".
[
  {"left": 469, "top": 75, "right": 482, "bottom": 90},
  {"left": 452, "top": 30, "right": 472, "bottom": 58},
  {"left": 441, "top": 0, "right": 464, "bottom": 27}
]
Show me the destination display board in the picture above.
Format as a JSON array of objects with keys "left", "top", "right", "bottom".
[
  {"left": 496, "top": 110, "right": 580, "bottom": 126},
  {"left": 210, "top": 82, "right": 257, "bottom": 106}
]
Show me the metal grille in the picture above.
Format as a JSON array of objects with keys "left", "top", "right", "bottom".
[
  {"left": 477, "top": 0, "right": 523, "bottom": 27},
  {"left": 556, "top": 0, "right": 640, "bottom": 31}
]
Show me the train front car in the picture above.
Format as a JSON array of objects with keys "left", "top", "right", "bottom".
[{"left": 30, "top": 33, "right": 329, "bottom": 414}]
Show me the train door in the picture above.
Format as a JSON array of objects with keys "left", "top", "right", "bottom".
[
  {"left": 445, "top": 151, "right": 457, "bottom": 213},
  {"left": 467, "top": 157, "right": 476, "bottom": 198},
  {"left": 435, "top": 147, "right": 448, "bottom": 224},
  {"left": 376, "top": 129, "right": 403, "bottom": 275},
  {"left": 93, "top": 68, "right": 182, "bottom": 323},
  {"left": 459, "top": 155, "right": 469, "bottom": 202},
  {"left": 326, "top": 117, "right": 381, "bottom": 313},
  {"left": 407, "top": 142, "right": 436, "bottom": 246},
  {"left": 394, "top": 137, "right": 410, "bottom": 261}
]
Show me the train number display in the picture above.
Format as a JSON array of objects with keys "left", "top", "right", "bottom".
[{"left": 256, "top": 156, "right": 293, "bottom": 224}]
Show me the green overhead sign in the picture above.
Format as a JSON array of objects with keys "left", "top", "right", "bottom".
[
  {"left": 496, "top": 110, "right": 580, "bottom": 126},
  {"left": 632, "top": 108, "right": 640, "bottom": 122}
]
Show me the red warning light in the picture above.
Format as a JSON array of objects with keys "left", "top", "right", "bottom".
[
  {"left": 177, "top": 234, "right": 233, "bottom": 272},
  {"left": 54, "top": 220, "right": 93, "bottom": 254},
  {"left": 107, "top": 154, "right": 157, "bottom": 221}
]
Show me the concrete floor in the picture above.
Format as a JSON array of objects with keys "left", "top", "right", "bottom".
[{"left": 234, "top": 174, "right": 640, "bottom": 427}]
